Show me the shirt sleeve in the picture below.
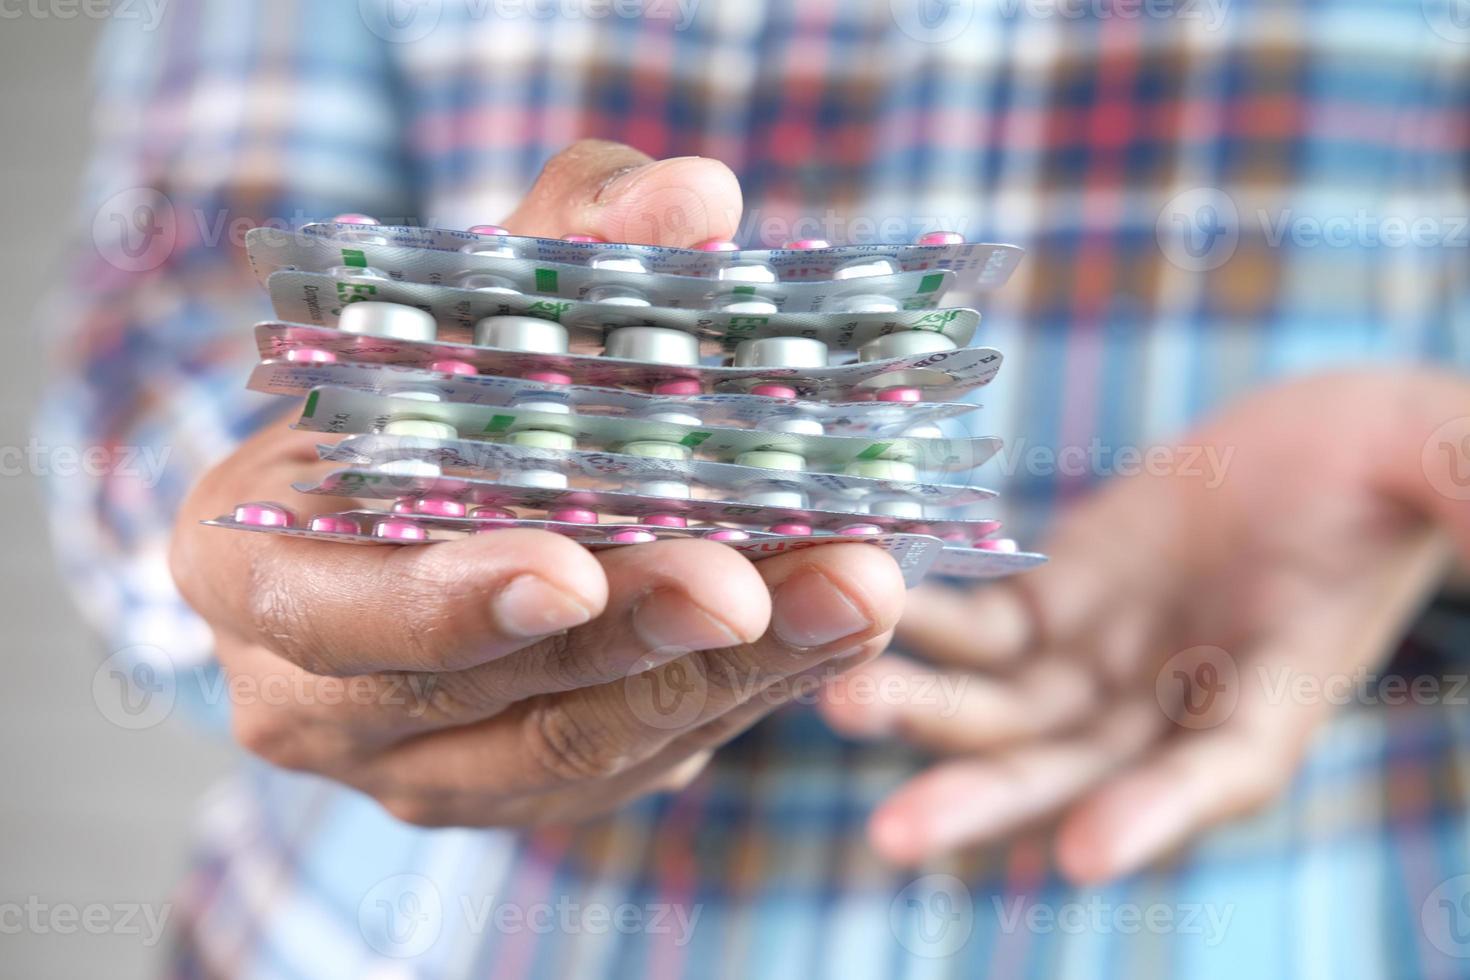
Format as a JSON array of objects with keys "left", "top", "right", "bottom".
[{"left": 36, "top": 0, "right": 416, "bottom": 683}]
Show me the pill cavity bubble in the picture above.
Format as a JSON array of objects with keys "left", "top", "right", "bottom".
[
  {"left": 454, "top": 271, "right": 521, "bottom": 295},
  {"left": 471, "top": 505, "right": 516, "bottom": 520},
  {"left": 715, "top": 261, "right": 778, "bottom": 284},
  {"left": 734, "top": 336, "right": 829, "bottom": 370},
  {"left": 832, "top": 256, "right": 901, "bottom": 280},
  {"left": 373, "top": 518, "right": 429, "bottom": 541},
  {"left": 564, "top": 234, "right": 605, "bottom": 244},
  {"left": 588, "top": 251, "right": 648, "bottom": 274},
  {"left": 768, "top": 521, "right": 813, "bottom": 536},
  {"left": 711, "top": 293, "right": 780, "bottom": 316},
  {"left": 824, "top": 294, "right": 902, "bottom": 315},
  {"left": 233, "top": 501, "right": 296, "bottom": 528},
  {"left": 743, "top": 484, "right": 808, "bottom": 509},
  {"left": 329, "top": 214, "right": 388, "bottom": 245},
  {"left": 506, "top": 428, "right": 575, "bottom": 490},
  {"left": 333, "top": 213, "right": 379, "bottom": 225},
  {"left": 975, "top": 538, "right": 1019, "bottom": 553},
  {"left": 308, "top": 514, "right": 361, "bottom": 535},
  {"left": 858, "top": 330, "right": 957, "bottom": 362},
  {"left": 838, "top": 522, "right": 884, "bottom": 536},
  {"left": 695, "top": 239, "right": 741, "bottom": 253},
  {"left": 338, "top": 302, "right": 438, "bottom": 343},
  {"left": 915, "top": 230, "right": 965, "bottom": 246},
  {"left": 736, "top": 449, "right": 806, "bottom": 472},
  {"left": 784, "top": 238, "right": 831, "bottom": 250},
  {"left": 468, "top": 223, "right": 511, "bottom": 237},
  {"left": 428, "top": 359, "right": 478, "bottom": 376},
  {"left": 844, "top": 458, "right": 918, "bottom": 482},
  {"left": 550, "top": 506, "right": 599, "bottom": 524},
  {"left": 603, "top": 326, "right": 701, "bottom": 366},
  {"left": 329, "top": 264, "right": 390, "bottom": 283},
  {"left": 705, "top": 528, "right": 750, "bottom": 541},
  {"left": 284, "top": 348, "right": 337, "bottom": 365},
  {"left": 869, "top": 496, "right": 926, "bottom": 519},
  {"left": 411, "top": 496, "right": 468, "bottom": 518},
  {"left": 584, "top": 284, "right": 651, "bottom": 307},
  {"left": 459, "top": 239, "right": 518, "bottom": 260},
  {"left": 610, "top": 528, "right": 658, "bottom": 543}
]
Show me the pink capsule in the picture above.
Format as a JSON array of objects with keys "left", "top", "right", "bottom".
[
  {"left": 838, "top": 523, "right": 884, "bottom": 536},
  {"left": 550, "top": 507, "right": 599, "bottom": 525},
  {"left": 641, "top": 513, "right": 688, "bottom": 528},
  {"left": 769, "top": 521, "right": 813, "bottom": 536},
  {"left": 915, "top": 231, "right": 965, "bottom": 246},
  {"left": 468, "top": 223, "right": 511, "bottom": 237},
  {"left": 391, "top": 498, "right": 416, "bottom": 515},
  {"left": 564, "top": 234, "right": 604, "bottom": 244},
  {"left": 308, "top": 515, "right": 361, "bottom": 535},
  {"left": 876, "top": 387, "right": 923, "bottom": 403},
  {"left": 429, "top": 359, "right": 478, "bottom": 376},
  {"left": 939, "top": 530, "right": 971, "bottom": 544},
  {"left": 784, "top": 238, "right": 831, "bottom": 249},
  {"left": 525, "top": 369, "right": 573, "bottom": 386},
  {"left": 233, "top": 502, "right": 296, "bottom": 528},
  {"left": 373, "top": 518, "right": 428, "bottom": 541},
  {"left": 284, "top": 348, "right": 337, "bottom": 365},
  {"left": 975, "top": 538, "right": 1019, "bottom": 553},
  {"left": 652, "top": 378, "right": 702, "bottom": 396},
  {"left": 610, "top": 529, "right": 658, "bottom": 543},
  {"left": 412, "top": 496, "right": 467, "bottom": 518},
  {"left": 750, "top": 382, "right": 798, "bottom": 399},
  {"left": 471, "top": 505, "right": 516, "bottom": 520},
  {"left": 694, "top": 239, "right": 741, "bottom": 252},
  {"left": 333, "top": 213, "right": 379, "bottom": 225},
  {"left": 704, "top": 528, "right": 751, "bottom": 542}
]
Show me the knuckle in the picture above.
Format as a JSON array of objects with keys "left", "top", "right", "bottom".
[
  {"left": 522, "top": 699, "right": 632, "bottom": 783},
  {"left": 524, "top": 632, "right": 607, "bottom": 692},
  {"left": 691, "top": 646, "right": 755, "bottom": 700}
]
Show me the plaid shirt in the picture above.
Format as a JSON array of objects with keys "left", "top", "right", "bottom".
[{"left": 39, "top": 0, "right": 1470, "bottom": 976}]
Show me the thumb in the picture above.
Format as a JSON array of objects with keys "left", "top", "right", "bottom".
[{"left": 501, "top": 138, "right": 742, "bottom": 246}]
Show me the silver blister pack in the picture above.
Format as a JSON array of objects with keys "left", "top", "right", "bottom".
[
  {"left": 293, "top": 221, "right": 1025, "bottom": 289},
  {"left": 256, "top": 322, "right": 1004, "bottom": 402},
  {"left": 246, "top": 229, "right": 959, "bottom": 313},
  {"left": 267, "top": 271, "right": 981, "bottom": 352},
  {"left": 250, "top": 361, "right": 979, "bottom": 434},
  {"left": 293, "top": 386, "right": 1000, "bottom": 473}
]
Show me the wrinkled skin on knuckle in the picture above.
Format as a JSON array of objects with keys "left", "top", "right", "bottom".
[
  {"left": 522, "top": 698, "right": 637, "bottom": 784},
  {"left": 231, "top": 706, "right": 317, "bottom": 772}
]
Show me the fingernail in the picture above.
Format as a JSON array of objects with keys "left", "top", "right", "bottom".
[
  {"left": 632, "top": 589, "right": 743, "bottom": 665},
  {"left": 771, "top": 570, "right": 873, "bottom": 648},
  {"left": 492, "top": 574, "right": 596, "bottom": 639},
  {"left": 594, "top": 163, "right": 652, "bottom": 203}
]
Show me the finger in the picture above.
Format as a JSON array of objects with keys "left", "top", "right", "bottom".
[
  {"left": 222, "top": 539, "right": 775, "bottom": 768},
  {"left": 865, "top": 697, "right": 1165, "bottom": 866},
  {"left": 817, "top": 652, "right": 1101, "bottom": 750},
  {"left": 362, "top": 544, "right": 905, "bottom": 804},
  {"left": 896, "top": 479, "right": 1182, "bottom": 670},
  {"left": 1056, "top": 528, "right": 1453, "bottom": 884},
  {"left": 501, "top": 138, "right": 742, "bottom": 245}
]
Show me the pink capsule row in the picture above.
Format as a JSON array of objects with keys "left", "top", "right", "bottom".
[{"left": 229, "top": 500, "right": 1016, "bottom": 551}]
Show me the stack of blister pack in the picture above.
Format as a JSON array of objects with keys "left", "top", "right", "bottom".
[{"left": 207, "top": 216, "right": 1047, "bottom": 588}]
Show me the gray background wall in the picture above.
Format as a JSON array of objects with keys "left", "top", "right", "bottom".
[{"left": 0, "top": 15, "right": 235, "bottom": 979}]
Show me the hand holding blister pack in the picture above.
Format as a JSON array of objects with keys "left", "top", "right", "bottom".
[{"left": 208, "top": 215, "right": 1046, "bottom": 586}]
